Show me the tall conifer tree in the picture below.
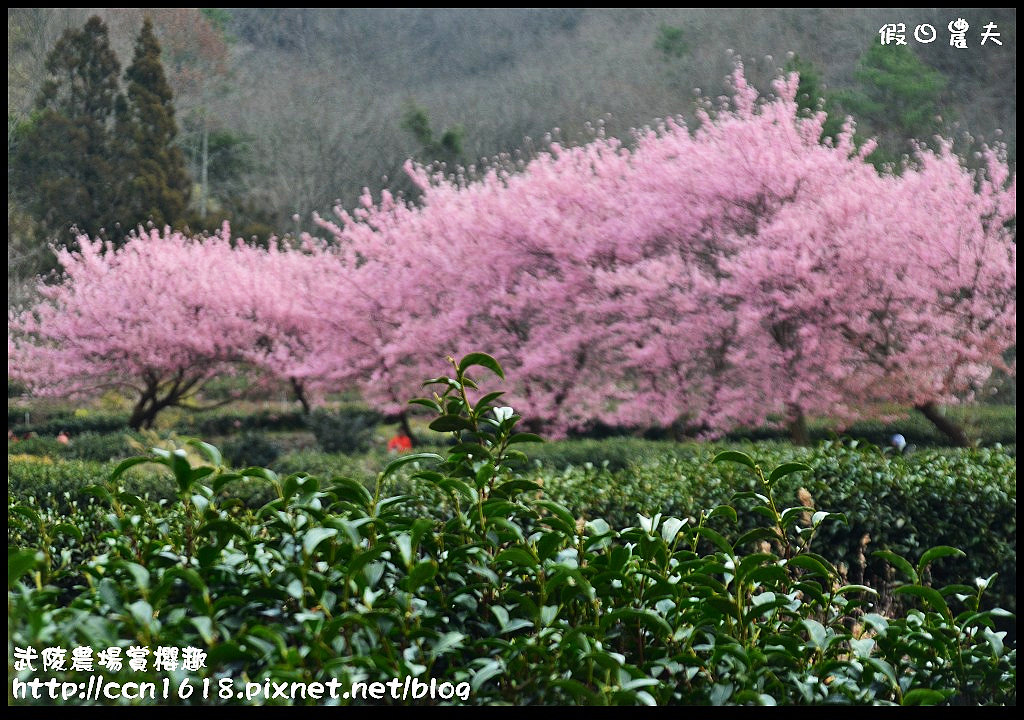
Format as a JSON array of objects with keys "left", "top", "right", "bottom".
[
  {"left": 118, "top": 18, "right": 191, "bottom": 231},
  {"left": 12, "top": 16, "right": 122, "bottom": 251}
]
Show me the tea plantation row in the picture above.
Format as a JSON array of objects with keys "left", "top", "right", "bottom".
[
  {"left": 10, "top": 439, "right": 1017, "bottom": 616},
  {"left": 8, "top": 418, "right": 1016, "bottom": 703}
]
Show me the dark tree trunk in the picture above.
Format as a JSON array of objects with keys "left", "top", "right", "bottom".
[
  {"left": 915, "top": 401, "right": 970, "bottom": 447},
  {"left": 129, "top": 394, "right": 162, "bottom": 430},
  {"left": 788, "top": 404, "right": 809, "bottom": 446},
  {"left": 128, "top": 399, "right": 149, "bottom": 431},
  {"left": 290, "top": 377, "right": 311, "bottom": 414},
  {"left": 398, "top": 411, "right": 416, "bottom": 447},
  {"left": 128, "top": 373, "right": 198, "bottom": 430},
  {"left": 129, "top": 383, "right": 157, "bottom": 430}
]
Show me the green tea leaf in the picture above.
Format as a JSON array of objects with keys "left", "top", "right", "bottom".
[
  {"left": 604, "top": 608, "right": 672, "bottom": 636},
  {"left": 303, "top": 527, "right": 339, "bottom": 558},
  {"left": 712, "top": 450, "right": 756, "bottom": 470},
  {"left": 429, "top": 415, "right": 473, "bottom": 432},
  {"left": 9, "top": 505, "right": 40, "bottom": 527},
  {"left": 903, "top": 688, "right": 951, "bottom": 706},
  {"left": 110, "top": 456, "right": 154, "bottom": 482},
  {"left": 873, "top": 550, "right": 920, "bottom": 583},
  {"left": 787, "top": 554, "right": 835, "bottom": 580},
  {"left": 381, "top": 452, "right": 443, "bottom": 479},
  {"left": 507, "top": 432, "right": 544, "bottom": 445},
  {"left": 471, "top": 659, "right": 506, "bottom": 693},
  {"left": 241, "top": 466, "right": 280, "bottom": 483},
  {"left": 191, "top": 616, "right": 216, "bottom": 645},
  {"left": 894, "top": 585, "right": 950, "bottom": 618},
  {"left": 405, "top": 560, "right": 438, "bottom": 591},
  {"left": 8, "top": 549, "right": 40, "bottom": 586},
  {"left": 210, "top": 472, "right": 244, "bottom": 493},
  {"left": 735, "top": 527, "right": 779, "bottom": 549},
  {"left": 187, "top": 439, "right": 223, "bottom": 467},
  {"left": 169, "top": 449, "right": 193, "bottom": 494},
  {"left": 707, "top": 505, "right": 738, "bottom": 524},
  {"left": 864, "top": 657, "right": 898, "bottom": 690},
  {"left": 474, "top": 391, "right": 506, "bottom": 409},
  {"left": 917, "top": 545, "right": 967, "bottom": 577},
  {"left": 696, "top": 527, "right": 734, "bottom": 556},
  {"left": 494, "top": 547, "right": 538, "bottom": 568},
  {"left": 430, "top": 631, "right": 465, "bottom": 659},
  {"left": 458, "top": 352, "right": 505, "bottom": 379},
  {"left": 127, "top": 599, "right": 154, "bottom": 628},
  {"left": 802, "top": 618, "right": 827, "bottom": 648},
  {"left": 198, "top": 519, "right": 251, "bottom": 546},
  {"left": 768, "top": 461, "right": 813, "bottom": 483},
  {"left": 408, "top": 397, "right": 443, "bottom": 413}
]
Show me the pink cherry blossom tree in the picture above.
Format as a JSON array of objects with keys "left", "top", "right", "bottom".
[
  {"left": 10, "top": 66, "right": 1014, "bottom": 444},
  {"left": 9, "top": 224, "right": 273, "bottom": 428},
  {"left": 310, "top": 66, "right": 1014, "bottom": 442}
]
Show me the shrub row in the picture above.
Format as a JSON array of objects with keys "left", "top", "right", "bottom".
[
  {"left": 172, "top": 408, "right": 309, "bottom": 436},
  {"left": 10, "top": 402, "right": 1015, "bottom": 449},
  {"left": 305, "top": 407, "right": 384, "bottom": 454},
  {"left": 7, "top": 406, "right": 312, "bottom": 438},
  {"left": 9, "top": 361, "right": 1015, "bottom": 706},
  {"left": 721, "top": 406, "right": 1016, "bottom": 448},
  {"left": 10, "top": 436, "right": 1015, "bottom": 614},
  {"left": 8, "top": 408, "right": 132, "bottom": 437},
  {"left": 530, "top": 441, "right": 1017, "bottom": 614},
  {"left": 562, "top": 405, "right": 1017, "bottom": 448}
]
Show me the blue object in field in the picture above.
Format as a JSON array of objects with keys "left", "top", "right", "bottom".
[{"left": 891, "top": 433, "right": 907, "bottom": 453}]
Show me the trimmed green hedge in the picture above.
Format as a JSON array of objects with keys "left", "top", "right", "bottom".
[
  {"left": 530, "top": 441, "right": 1016, "bottom": 614},
  {"left": 8, "top": 406, "right": 310, "bottom": 438},
  {"left": 305, "top": 407, "right": 383, "bottom": 454},
  {"left": 9, "top": 437, "right": 1015, "bottom": 705},
  {"left": 178, "top": 408, "right": 308, "bottom": 436},
  {"left": 10, "top": 439, "right": 1015, "bottom": 613},
  {"left": 8, "top": 408, "right": 131, "bottom": 437}
]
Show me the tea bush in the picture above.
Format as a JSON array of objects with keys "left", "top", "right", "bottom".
[
  {"left": 306, "top": 407, "right": 384, "bottom": 454},
  {"left": 561, "top": 405, "right": 1016, "bottom": 449},
  {"left": 8, "top": 458, "right": 174, "bottom": 514},
  {"left": 8, "top": 434, "right": 66, "bottom": 457},
  {"left": 221, "top": 431, "right": 281, "bottom": 469},
  {"left": 61, "top": 432, "right": 135, "bottom": 462},
  {"left": 516, "top": 437, "right": 677, "bottom": 472},
  {"left": 178, "top": 408, "right": 308, "bottom": 437},
  {"left": 8, "top": 408, "right": 132, "bottom": 437},
  {"left": 532, "top": 441, "right": 1017, "bottom": 613},
  {"left": 8, "top": 354, "right": 1015, "bottom": 705},
  {"left": 9, "top": 442, "right": 1016, "bottom": 612}
]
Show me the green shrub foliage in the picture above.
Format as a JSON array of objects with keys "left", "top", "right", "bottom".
[
  {"left": 8, "top": 355, "right": 1016, "bottom": 705},
  {"left": 306, "top": 407, "right": 383, "bottom": 454},
  {"left": 221, "top": 431, "right": 281, "bottom": 469}
]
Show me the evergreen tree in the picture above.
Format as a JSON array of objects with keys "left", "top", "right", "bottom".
[
  {"left": 836, "top": 44, "right": 947, "bottom": 166},
  {"left": 117, "top": 18, "right": 191, "bottom": 231},
  {"left": 783, "top": 54, "right": 844, "bottom": 143},
  {"left": 401, "top": 102, "right": 464, "bottom": 168},
  {"left": 11, "top": 16, "right": 123, "bottom": 251}
]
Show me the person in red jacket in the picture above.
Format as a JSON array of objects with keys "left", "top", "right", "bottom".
[{"left": 387, "top": 433, "right": 413, "bottom": 454}]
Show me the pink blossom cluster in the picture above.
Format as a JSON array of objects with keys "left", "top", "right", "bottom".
[{"left": 9, "top": 67, "right": 1015, "bottom": 435}]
